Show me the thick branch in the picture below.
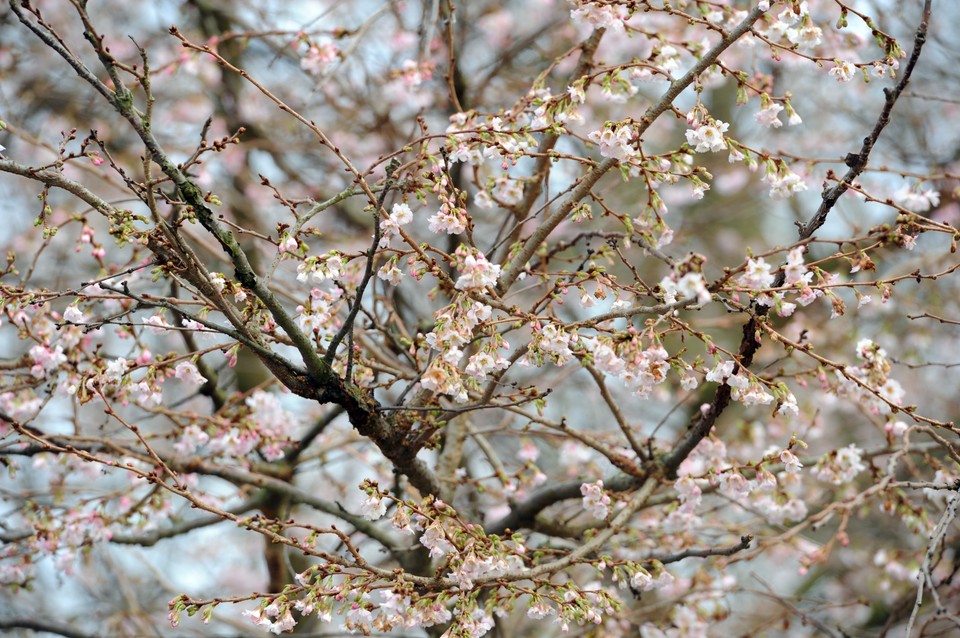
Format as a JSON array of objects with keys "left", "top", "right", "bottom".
[{"left": 0, "top": 619, "right": 98, "bottom": 638}]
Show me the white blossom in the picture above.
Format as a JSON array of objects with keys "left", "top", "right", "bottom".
[
  {"left": 581, "top": 480, "right": 611, "bottom": 519},
  {"left": 685, "top": 120, "right": 729, "bottom": 152},
  {"left": 829, "top": 60, "right": 857, "bottom": 82}
]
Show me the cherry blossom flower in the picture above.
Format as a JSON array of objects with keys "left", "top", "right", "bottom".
[
  {"left": 300, "top": 42, "right": 338, "bottom": 76},
  {"left": 718, "top": 471, "right": 752, "bottom": 499},
  {"left": 391, "top": 59, "right": 429, "bottom": 87},
  {"left": 174, "top": 424, "right": 210, "bottom": 455},
  {"left": 278, "top": 234, "right": 298, "bottom": 253},
  {"left": 705, "top": 360, "right": 735, "bottom": 384},
  {"left": 359, "top": 493, "right": 388, "bottom": 520},
  {"left": 296, "top": 253, "right": 344, "bottom": 284},
  {"left": 829, "top": 60, "right": 857, "bottom": 82},
  {"left": 209, "top": 272, "right": 227, "bottom": 292},
  {"left": 420, "top": 522, "right": 455, "bottom": 558},
  {"left": 732, "top": 380, "right": 775, "bottom": 406},
  {"left": 464, "top": 350, "right": 509, "bottom": 379},
  {"left": 102, "top": 357, "right": 129, "bottom": 384},
  {"left": 528, "top": 323, "right": 575, "bottom": 366},
  {"left": 780, "top": 449, "right": 803, "bottom": 473},
  {"left": 377, "top": 259, "right": 404, "bottom": 286},
  {"left": 428, "top": 206, "right": 468, "bottom": 234},
  {"left": 786, "top": 103, "right": 803, "bottom": 125},
  {"left": 29, "top": 344, "right": 66, "bottom": 379},
  {"left": 660, "top": 272, "right": 711, "bottom": 304},
  {"left": 764, "top": 169, "right": 807, "bottom": 199},
  {"left": 588, "top": 124, "right": 637, "bottom": 160},
  {"left": 567, "top": 82, "right": 586, "bottom": 104},
  {"left": 685, "top": 120, "right": 729, "bottom": 153},
  {"left": 491, "top": 175, "right": 524, "bottom": 205},
  {"left": 783, "top": 246, "right": 810, "bottom": 285},
  {"left": 62, "top": 305, "right": 85, "bottom": 324},
  {"left": 571, "top": 1, "right": 628, "bottom": 32},
  {"left": 756, "top": 495, "right": 808, "bottom": 524},
  {"left": 345, "top": 602, "right": 374, "bottom": 634},
  {"left": 526, "top": 598, "right": 554, "bottom": 619},
  {"left": 787, "top": 22, "right": 823, "bottom": 50},
  {"left": 755, "top": 101, "right": 784, "bottom": 128},
  {"left": 174, "top": 361, "right": 206, "bottom": 386},
  {"left": 777, "top": 391, "right": 800, "bottom": 416},
  {"left": 815, "top": 444, "right": 866, "bottom": 485},
  {"left": 133, "top": 380, "right": 163, "bottom": 407},
  {"left": 893, "top": 184, "right": 940, "bottom": 212},
  {"left": 738, "top": 257, "right": 776, "bottom": 289},
  {"left": 144, "top": 314, "right": 173, "bottom": 334},
  {"left": 581, "top": 480, "right": 611, "bottom": 519},
  {"left": 379, "top": 202, "right": 414, "bottom": 246},
  {"left": 454, "top": 249, "right": 501, "bottom": 291}
]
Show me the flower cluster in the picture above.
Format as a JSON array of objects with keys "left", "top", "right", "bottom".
[
  {"left": 581, "top": 480, "right": 611, "bottom": 519},
  {"left": 814, "top": 444, "right": 867, "bottom": 485},
  {"left": 524, "top": 323, "right": 576, "bottom": 367},
  {"left": 300, "top": 41, "right": 338, "bottom": 76},
  {"left": 428, "top": 170, "right": 469, "bottom": 234},
  {"left": 421, "top": 297, "right": 503, "bottom": 400},
  {"left": 379, "top": 201, "right": 413, "bottom": 246},
  {"left": 570, "top": 1, "right": 629, "bottom": 32},
  {"left": 295, "top": 286, "right": 342, "bottom": 336},
  {"left": 762, "top": 163, "right": 807, "bottom": 199},
  {"left": 893, "top": 183, "right": 940, "bottom": 213},
  {"left": 588, "top": 123, "right": 637, "bottom": 161},
  {"left": 659, "top": 272, "right": 711, "bottom": 305},
  {"left": 834, "top": 339, "right": 904, "bottom": 415},
  {"left": 685, "top": 119, "right": 729, "bottom": 153},
  {"left": 296, "top": 252, "right": 345, "bottom": 284},
  {"left": 453, "top": 246, "right": 501, "bottom": 291}
]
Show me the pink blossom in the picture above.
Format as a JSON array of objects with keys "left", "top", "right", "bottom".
[
  {"left": 359, "top": 493, "right": 387, "bottom": 521},
  {"left": 379, "top": 202, "right": 414, "bottom": 246},
  {"left": 29, "top": 344, "right": 67, "bottom": 378},
  {"left": 174, "top": 361, "right": 206, "bottom": 386},
  {"left": 893, "top": 184, "right": 940, "bottom": 212},
  {"left": 62, "top": 305, "right": 85, "bottom": 324},
  {"left": 738, "top": 257, "right": 776, "bottom": 289},
  {"left": 705, "top": 360, "right": 735, "bottom": 383},
  {"left": 300, "top": 42, "right": 338, "bottom": 76},
  {"left": 427, "top": 207, "right": 467, "bottom": 234},
  {"left": 581, "top": 480, "right": 611, "bottom": 519},
  {"left": 377, "top": 260, "right": 404, "bottom": 286},
  {"left": 420, "top": 522, "right": 455, "bottom": 558},
  {"left": 780, "top": 449, "right": 803, "bottom": 473},
  {"left": 278, "top": 234, "right": 298, "bottom": 253},
  {"left": 174, "top": 424, "right": 210, "bottom": 455},
  {"left": 454, "top": 250, "right": 501, "bottom": 291},
  {"left": 571, "top": 1, "right": 629, "bottom": 32}
]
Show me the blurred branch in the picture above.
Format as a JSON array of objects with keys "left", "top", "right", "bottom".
[{"left": 0, "top": 619, "right": 98, "bottom": 638}]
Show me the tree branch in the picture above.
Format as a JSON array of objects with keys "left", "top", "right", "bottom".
[{"left": 495, "top": 4, "right": 768, "bottom": 295}]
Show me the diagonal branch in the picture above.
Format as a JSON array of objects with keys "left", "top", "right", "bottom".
[
  {"left": 326, "top": 158, "right": 401, "bottom": 372},
  {"left": 798, "top": 0, "right": 932, "bottom": 240},
  {"left": 662, "top": 0, "right": 932, "bottom": 478}
]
